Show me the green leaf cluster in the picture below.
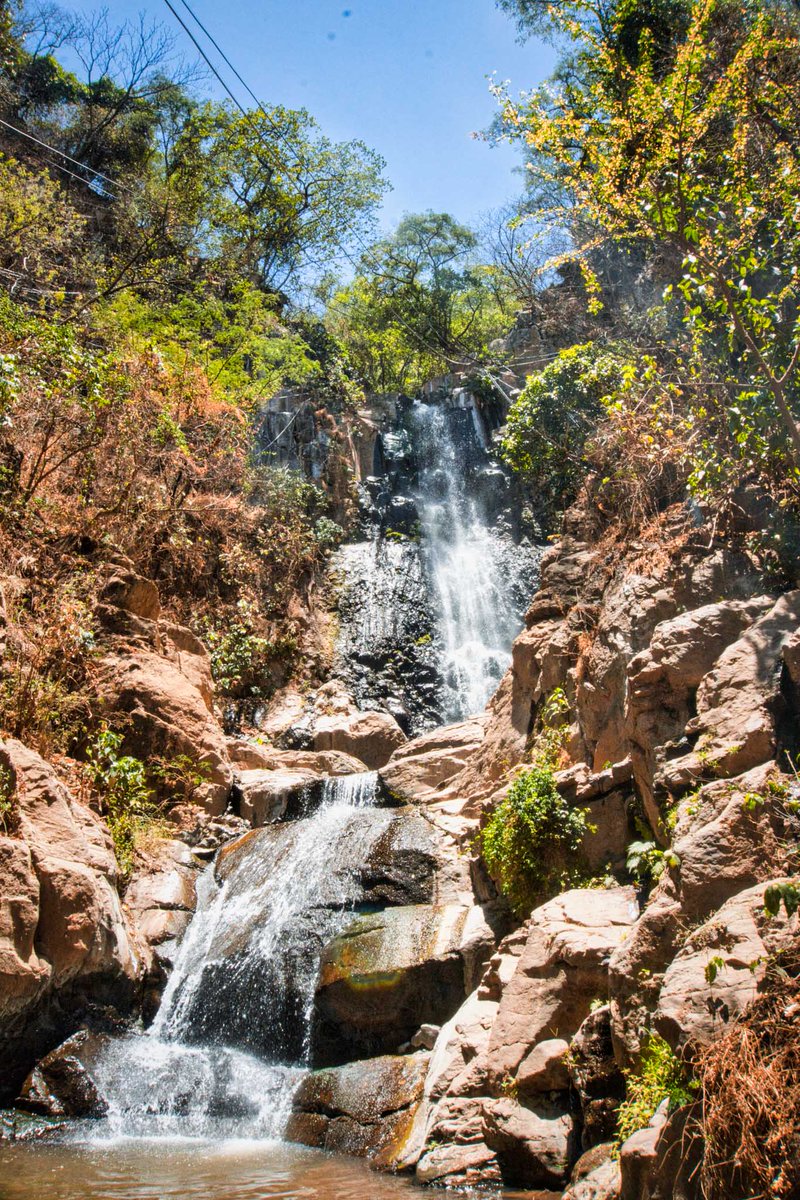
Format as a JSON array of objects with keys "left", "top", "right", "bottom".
[
  {"left": 617, "top": 1034, "right": 694, "bottom": 1146},
  {"left": 480, "top": 765, "right": 591, "bottom": 915}
]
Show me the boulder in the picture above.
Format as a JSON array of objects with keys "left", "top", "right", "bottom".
[
  {"left": 482, "top": 1096, "right": 575, "bottom": 1189},
  {"left": 655, "top": 880, "right": 799, "bottom": 1050},
  {"left": 660, "top": 592, "right": 800, "bottom": 792},
  {"left": 618, "top": 1102, "right": 669, "bottom": 1200},
  {"left": 625, "top": 598, "right": 772, "bottom": 827},
  {"left": 93, "top": 573, "right": 232, "bottom": 814},
  {"left": 233, "top": 767, "right": 321, "bottom": 826},
  {"left": 313, "top": 707, "right": 407, "bottom": 769},
  {"left": 516, "top": 1038, "right": 571, "bottom": 1097},
  {"left": 311, "top": 904, "right": 495, "bottom": 1066},
  {"left": 563, "top": 1145, "right": 621, "bottom": 1200},
  {"left": 17, "top": 1030, "right": 108, "bottom": 1118},
  {"left": 0, "top": 739, "right": 139, "bottom": 1103},
  {"left": 380, "top": 718, "right": 486, "bottom": 805},
  {"left": 485, "top": 888, "right": 638, "bottom": 1087},
  {"left": 610, "top": 768, "right": 798, "bottom": 1064},
  {"left": 287, "top": 1053, "right": 429, "bottom": 1168}
]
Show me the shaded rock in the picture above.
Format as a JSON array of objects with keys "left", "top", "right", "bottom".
[
  {"left": 0, "top": 739, "right": 139, "bottom": 1104},
  {"left": 569, "top": 1008, "right": 625, "bottom": 1148},
  {"left": 311, "top": 904, "right": 495, "bottom": 1066},
  {"left": 482, "top": 1096, "right": 575, "bottom": 1189},
  {"left": 287, "top": 1053, "right": 428, "bottom": 1169},
  {"left": 357, "top": 811, "right": 439, "bottom": 905},
  {"left": 411, "top": 1023, "right": 440, "bottom": 1051},
  {"left": 17, "top": 1030, "right": 107, "bottom": 1118}
]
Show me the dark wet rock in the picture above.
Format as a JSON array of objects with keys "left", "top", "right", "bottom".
[
  {"left": 358, "top": 812, "right": 439, "bottom": 905},
  {"left": 311, "top": 904, "right": 495, "bottom": 1067},
  {"left": 17, "top": 1030, "right": 108, "bottom": 1118},
  {"left": 287, "top": 1054, "right": 429, "bottom": 1168},
  {"left": 0, "top": 1109, "right": 67, "bottom": 1141},
  {"left": 568, "top": 1008, "right": 625, "bottom": 1149}
]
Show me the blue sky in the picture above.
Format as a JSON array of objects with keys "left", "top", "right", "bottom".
[{"left": 67, "top": 0, "right": 558, "bottom": 230}]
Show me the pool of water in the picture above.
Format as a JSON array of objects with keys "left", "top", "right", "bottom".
[{"left": 0, "top": 1137, "right": 461, "bottom": 1200}]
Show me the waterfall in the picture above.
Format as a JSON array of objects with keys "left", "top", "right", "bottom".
[
  {"left": 89, "top": 774, "right": 386, "bottom": 1141},
  {"left": 334, "top": 394, "right": 541, "bottom": 731},
  {"left": 409, "top": 401, "right": 532, "bottom": 722}
]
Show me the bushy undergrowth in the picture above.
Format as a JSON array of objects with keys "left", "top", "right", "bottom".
[
  {"left": 480, "top": 766, "right": 591, "bottom": 915},
  {"left": 696, "top": 953, "right": 800, "bottom": 1199},
  {"left": 616, "top": 1034, "right": 694, "bottom": 1146}
]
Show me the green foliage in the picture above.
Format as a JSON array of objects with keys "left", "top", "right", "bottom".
[
  {"left": 501, "top": 343, "right": 634, "bottom": 530},
  {"left": 327, "top": 211, "right": 512, "bottom": 392},
  {"left": 617, "top": 1035, "right": 694, "bottom": 1145},
  {"left": 764, "top": 881, "right": 800, "bottom": 919},
  {"left": 0, "top": 764, "right": 16, "bottom": 834},
  {"left": 626, "top": 840, "right": 680, "bottom": 886},
  {"left": 481, "top": 765, "right": 592, "bottom": 915},
  {"left": 496, "top": 0, "right": 800, "bottom": 547},
  {"left": 203, "top": 601, "right": 275, "bottom": 699},
  {"left": 85, "top": 729, "right": 162, "bottom": 877}
]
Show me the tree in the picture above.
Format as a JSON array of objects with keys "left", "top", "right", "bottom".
[
  {"left": 495, "top": 0, "right": 800, "bottom": 465},
  {"left": 327, "top": 211, "right": 511, "bottom": 390},
  {"left": 171, "top": 101, "right": 387, "bottom": 293}
]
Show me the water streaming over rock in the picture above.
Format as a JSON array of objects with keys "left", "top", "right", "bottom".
[
  {"left": 334, "top": 392, "right": 541, "bottom": 730},
  {"left": 88, "top": 773, "right": 386, "bottom": 1141}
]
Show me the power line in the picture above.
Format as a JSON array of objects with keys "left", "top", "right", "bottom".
[{"left": 0, "top": 116, "right": 119, "bottom": 191}]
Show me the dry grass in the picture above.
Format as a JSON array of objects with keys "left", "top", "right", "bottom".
[{"left": 696, "top": 950, "right": 800, "bottom": 1200}]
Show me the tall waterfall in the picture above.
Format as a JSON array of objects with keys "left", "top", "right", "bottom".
[
  {"left": 334, "top": 393, "right": 541, "bottom": 732},
  {"left": 89, "top": 774, "right": 385, "bottom": 1140},
  {"left": 409, "top": 401, "right": 532, "bottom": 722}
]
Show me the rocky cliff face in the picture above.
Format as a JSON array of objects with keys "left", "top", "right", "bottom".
[{"left": 2, "top": 388, "right": 798, "bottom": 1200}]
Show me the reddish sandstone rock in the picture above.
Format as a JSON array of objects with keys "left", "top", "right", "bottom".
[{"left": 0, "top": 739, "right": 139, "bottom": 1103}]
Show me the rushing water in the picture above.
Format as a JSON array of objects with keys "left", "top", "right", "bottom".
[
  {"left": 334, "top": 395, "right": 540, "bottom": 731},
  {"left": 409, "top": 401, "right": 534, "bottom": 721},
  {"left": 73, "top": 774, "right": 385, "bottom": 1143}
]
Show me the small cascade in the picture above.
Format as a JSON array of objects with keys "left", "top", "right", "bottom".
[{"left": 88, "top": 773, "right": 386, "bottom": 1141}]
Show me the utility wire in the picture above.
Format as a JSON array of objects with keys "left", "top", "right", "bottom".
[{"left": 0, "top": 116, "right": 119, "bottom": 191}]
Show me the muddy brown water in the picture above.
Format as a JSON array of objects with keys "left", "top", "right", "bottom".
[{"left": 0, "top": 1137, "right": 560, "bottom": 1199}]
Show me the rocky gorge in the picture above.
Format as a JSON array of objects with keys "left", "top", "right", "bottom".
[{"left": 1, "top": 346, "right": 799, "bottom": 1200}]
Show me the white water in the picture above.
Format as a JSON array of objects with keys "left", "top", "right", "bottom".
[
  {"left": 410, "top": 402, "right": 527, "bottom": 721},
  {"left": 87, "top": 773, "right": 384, "bottom": 1142}
]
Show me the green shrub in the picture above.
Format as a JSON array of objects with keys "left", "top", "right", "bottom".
[
  {"left": 480, "top": 765, "right": 592, "bottom": 915},
  {"left": 85, "top": 729, "right": 163, "bottom": 878},
  {"left": 616, "top": 1035, "right": 694, "bottom": 1146},
  {"left": 500, "top": 342, "right": 633, "bottom": 532},
  {"left": 0, "top": 764, "right": 15, "bottom": 834}
]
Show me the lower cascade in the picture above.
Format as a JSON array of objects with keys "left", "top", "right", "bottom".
[{"left": 88, "top": 773, "right": 386, "bottom": 1141}]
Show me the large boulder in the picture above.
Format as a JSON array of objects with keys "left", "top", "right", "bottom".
[
  {"left": 311, "top": 903, "right": 495, "bottom": 1066},
  {"left": 482, "top": 1096, "right": 575, "bottom": 1189},
  {"left": 0, "top": 739, "right": 139, "bottom": 1103},
  {"left": 93, "top": 565, "right": 232, "bottom": 813},
  {"left": 286, "top": 1053, "right": 429, "bottom": 1167},
  {"left": 484, "top": 888, "right": 638, "bottom": 1088},
  {"left": 625, "top": 598, "right": 772, "bottom": 828},
  {"left": 609, "top": 766, "right": 798, "bottom": 1064},
  {"left": 655, "top": 880, "right": 799, "bottom": 1051},
  {"left": 313, "top": 708, "right": 407, "bottom": 770},
  {"left": 380, "top": 718, "right": 486, "bottom": 805},
  {"left": 660, "top": 592, "right": 800, "bottom": 793},
  {"left": 16, "top": 1029, "right": 108, "bottom": 1118}
]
